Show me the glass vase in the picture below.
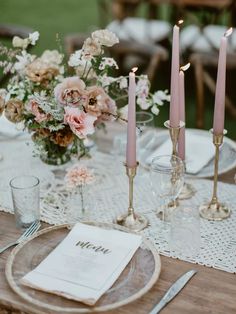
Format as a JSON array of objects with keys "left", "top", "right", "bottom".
[
  {"left": 39, "top": 140, "right": 71, "bottom": 165},
  {"left": 67, "top": 185, "right": 92, "bottom": 224}
]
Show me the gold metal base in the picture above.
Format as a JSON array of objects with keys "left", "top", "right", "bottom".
[
  {"left": 178, "top": 182, "right": 196, "bottom": 200},
  {"left": 199, "top": 202, "right": 231, "bottom": 221},
  {"left": 116, "top": 212, "right": 148, "bottom": 232},
  {"left": 115, "top": 161, "right": 148, "bottom": 232},
  {"left": 199, "top": 129, "right": 231, "bottom": 221}
]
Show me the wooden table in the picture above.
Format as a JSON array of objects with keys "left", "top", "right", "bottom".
[{"left": 0, "top": 123, "right": 235, "bottom": 314}]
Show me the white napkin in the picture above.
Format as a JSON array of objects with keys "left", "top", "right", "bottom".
[
  {"left": 146, "top": 130, "right": 215, "bottom": 174},
  {"left": 21, "top": 223, "right": 141, "bottom": 306}
]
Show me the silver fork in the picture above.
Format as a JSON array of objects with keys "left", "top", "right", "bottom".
[{"left": 0, "top": 221, "right": 41, "bottom": 254}]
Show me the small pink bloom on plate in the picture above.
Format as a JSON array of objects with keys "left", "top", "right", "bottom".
[
  {"left": 64, "top": 106, "right": 97, "bottom": 139},
  {"left": 54, "top": 76, "right": 87, "bottom": 106}
]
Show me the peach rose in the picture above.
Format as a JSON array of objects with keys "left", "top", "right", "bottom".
[
  {"left": 85, "top": 86, "right": 117, "bottom": 122},
  {"left": 5, "top": 99, "right": 24, "bottom": 123},
  {"left": 98, "top": 95, "right": 117, "bottom": 123},
  {"left": 27, "top": 99, "right": 51, "bottom": 123},
  {"left": 54, "top": 76, "right": 87, "bottom": 107},
  {"left": 64, "top": 106, "right": 96, "bottom": 139},
  {"left": 26, "top": 58, "right": 59, "bottom": 84}
]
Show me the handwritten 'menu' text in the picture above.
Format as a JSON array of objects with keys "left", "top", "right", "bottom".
[{"left": 76, "top": 241, "right": 111, "bottom": 254}]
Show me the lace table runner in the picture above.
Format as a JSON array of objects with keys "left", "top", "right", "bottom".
[{"left": 0, "top": 139, "right": 235, "bottom": 273}]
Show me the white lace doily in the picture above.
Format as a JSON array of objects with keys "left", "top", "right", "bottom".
[{"left": 0, "top": 138, "right": 235, "bottom": 274}]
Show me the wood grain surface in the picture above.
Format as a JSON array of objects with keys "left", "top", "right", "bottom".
[{"left": 0, "top": 123, "right": 235, "bottom": 314}]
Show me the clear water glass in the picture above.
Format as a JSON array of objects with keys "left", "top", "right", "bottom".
[
  {"left": 169, "top": 206, "right": 201, "bottom": 257},
  {"left": 136, "top": 111, "right": 154, "bottom": 136},
  {"left": 112, "top": 112, "right": 154, "bottom": 157},
  {"left": 150, "top": 155, "right": 184, "bottom": 222},
  {"left": 112, "top": 133, "right": 126, "bottom": 156},
  {"left": 10, "top": 175, "right": 40, "bottom": 229}
]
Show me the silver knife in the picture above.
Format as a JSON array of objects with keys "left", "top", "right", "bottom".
[{"left": 149, "top": 269, "right": 197, "bottom": 314}]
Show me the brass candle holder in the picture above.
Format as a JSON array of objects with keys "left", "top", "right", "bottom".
[
  {"left": 164, "top": 120, "right": 185, "bottom": 157},
  {"left": 199, "top": 129, "right": 231, "bottom": 221},
  {"left": 116, "top": 162, "right": 148, "bottom": 231}
]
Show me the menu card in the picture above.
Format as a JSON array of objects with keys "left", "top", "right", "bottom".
[{"left": 21, "top": 223, "right": 141, "bottom": 305}]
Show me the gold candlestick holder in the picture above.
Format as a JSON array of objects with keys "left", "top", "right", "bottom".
[
  {"left": 164, "top": 120, "right": 185, "bottom": 157},
  {"left": 116, "top": 162, "right": 148, "bottom": 231},
  {"left": 199, "top": 129, "right": 231, "bottom": 221}
]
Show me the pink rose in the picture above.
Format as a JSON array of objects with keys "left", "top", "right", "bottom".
[
  {"left": 64, "top": 106, "right": 97, "bottom": 139},
  {"left": 27, "top": 99, "right": 50, "bottom": 123},
  {"left": 54, "top": 76, "right": 87, "bottom": 106}
]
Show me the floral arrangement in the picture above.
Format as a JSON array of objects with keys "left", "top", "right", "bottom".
[{"left": 0, "top": 29, "right": 170, "bottom": 165}]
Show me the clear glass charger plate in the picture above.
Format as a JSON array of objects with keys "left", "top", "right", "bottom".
[
  {"left": 139, "top": 128, "right": 236, "bottom": 178},
  {"left": 5, "top": 222, "right": 161, "bottom": 313}
]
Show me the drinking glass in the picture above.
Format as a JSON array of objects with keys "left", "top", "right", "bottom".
[
  {"left": 112, "top": 112, "right": 154, "bottom": 157},
  {"left": 136, "top": 111, "right": 154, "bottom": 136},
  {"left": 10, "top": 175, "right": 40, "bottom": 229},
  {"left": 169, "top": 206, "right": 201, "bottom": 257},
  {"left": 150, "top": 155, "right": 184, "bottom": 222}
]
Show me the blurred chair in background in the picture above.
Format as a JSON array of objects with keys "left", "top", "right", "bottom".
[
  {"left": 106, "top": 0, "right": 171, "bottom": 47},
  {"left": 173, "top": 0, "right": 236, "bottom": 128},
  {"left": 67, "top": 1, "right": 171, "bottom": 85}
]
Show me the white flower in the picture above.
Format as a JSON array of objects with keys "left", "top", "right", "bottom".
[
  {"left": 119, "top": 105, "right": 128, "bottom": 120},
  {"left": 14, "top": 51, "right": 35, "bottom": 74},
  {"left": 12, "top": 36, "right": 29, "bottom": 49},
  {"left": 41, "top": 50, "right": 63, "bottom": 65},
  {"left": 12, "top": 31, "right": 39, "bottom": 49},
  {"left": 82, "top": 37, "right": 102, "bottom": 57},
  {"left": 6, "top": 82, "right": 25, "bottom": 101},
  {"left": 92, "top": 29, "right": 119, "bottom": 47},
  {"left": 152, "top": 90, "right": 170, "bottom": 106},
  {"left": 28, "top": 31, "right": 40, "bottom": 45},
  {"left": 136, "top": 75, "right": 150, "bottom": 98},
  {"left": 151, "top": 105, "right": 160, "bottom": 115},
  {"left": 137, "top": 97, "right": 151, "bottom": 110},
  {"left": 68, "top": 50, "right": 83, "bottom": 67},
  {"left": 98, "top": 74, "right": 116, "bottom": 88},
  {"left": 119, "top": 77, "right": 128, "bottom": 89},
  {"left": 98, "top": 57, "right": 118, "bottom": 70}
]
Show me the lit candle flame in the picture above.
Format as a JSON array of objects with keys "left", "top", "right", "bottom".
[
  {"left": 178, "top": 19, "right": 184, "bottom": 26},
  {"left": 180, "top": 63, "right": 191, "bottom": 72},
  {"left": 132, "top": 67, "right": 138, "bottom": 73},
  {"left": 224, "top": 27, "right": 233, "bottom": 37}
]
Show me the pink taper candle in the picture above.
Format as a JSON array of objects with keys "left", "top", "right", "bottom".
[
  {"left": 213, "top": 28, "right": 232, "bottom": 135},
  {"left": 170, "top": 22, "right": 182, "bottom": 128},
  {"left": 178, "top": 70, "right": 185, "bottom": 161},
  {"left": 126, "top": 68, "right": 137, "bottom": 168}
]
